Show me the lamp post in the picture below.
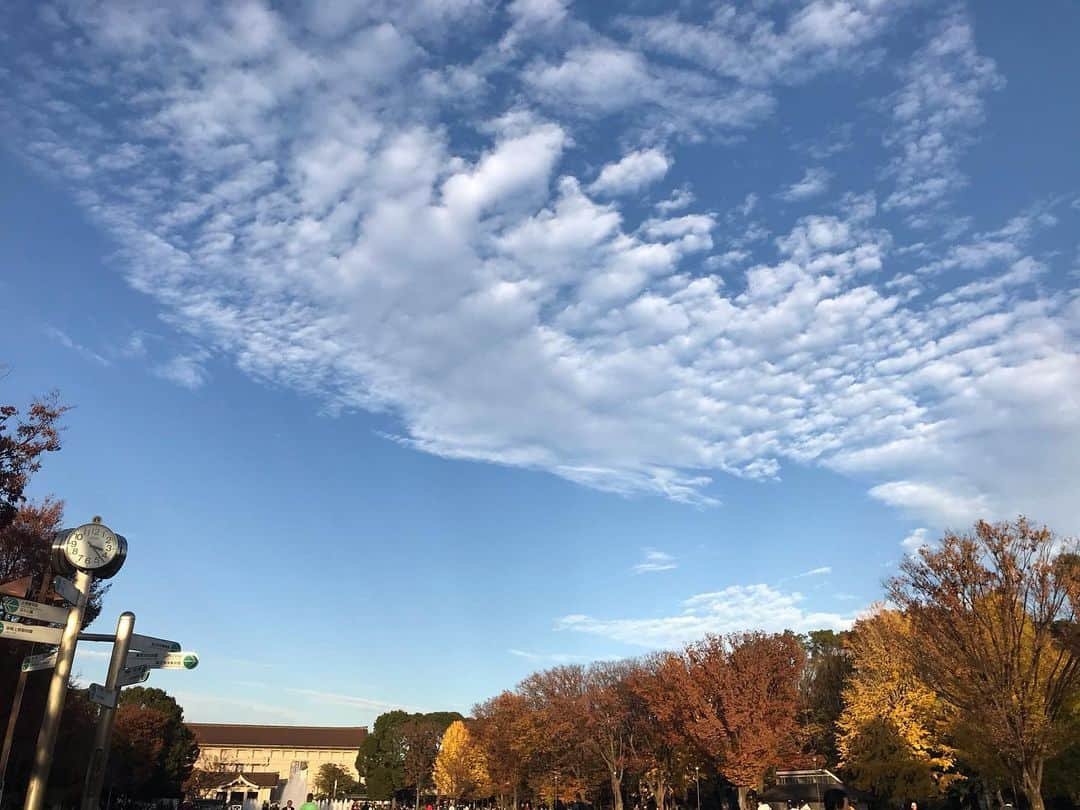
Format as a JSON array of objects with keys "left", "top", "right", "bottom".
[
  {"left": 553, "top": 773, "right": 559, "bottom": 810},
  {"left": 695, "top": 767, "right": 701, "bottom": 810}
]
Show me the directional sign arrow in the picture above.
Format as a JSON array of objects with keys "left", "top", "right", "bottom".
[
  {"left": 0, "top": 575, "right": 32, "bottom": 598},
  {"left": 117, "top": 665, "right": 151, "bottom": 687},
  {"left": 2, "top": 597, "right": 70, "bottom": 625},
  {"left": 159, "top": 651, "right": 199, "bottom": 670},
  {"left": 22, "top": 649, "right": 58, "bottom": 672},
  {"left": 88, "top": 683, "right": 118, "bottom": 709},
  {"left": 0, "top": 620, "right": 64, "bottom": 645},
  {"left": 52, "top": 576, "right": 82, "bottom": 606},
  {"left": 125, "top": 650, "right": 166, "bottom": 667},
  {"left": 128, "top": 634, "right": 180, "bottom": 654}
]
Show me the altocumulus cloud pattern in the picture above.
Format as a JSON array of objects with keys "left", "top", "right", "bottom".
[{"left": 3, "top": 0, "right": 1079, "bottom": 531}]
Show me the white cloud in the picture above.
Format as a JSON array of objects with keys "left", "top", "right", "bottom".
[
  {"left": 900, "top": 527, "right": 930, "bottom": 552},
  {"left": 883, "top": 13, "right": 1004, "bottom": 214},
  {"left": 3, "top": 3, "right": 1079, "bottom": 535},
  {"left": 154, "top": 353, "right": 210, "bottom": 390},
  {"left": 45, "top": 327, "right": 110, "bottom": 366},
  {"left": 632, "top": 548, "right": 677, "bottom": 574},
  {"left": 655, "top": 184, "right": 694, "bottom": 213},
  {"left": 793, "top": 566, "right": 832, "bottom": 578},
  {"left": 870, "top": 481, "right": 989, "bottom": 528},
  {"left": 779, "top": 167, "right": 831, "bottom": 201},
  {"left": 557, "top": 583, "right": 859, "bottom": 648},
  {"left": 589, "top": 148, "right": 670, "bottom": 197}
]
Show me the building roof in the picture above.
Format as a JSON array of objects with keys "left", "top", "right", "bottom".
[
  {"left": 189, "top": 724, "right": 368, "bottom": 749},
  {"left": 207, "top": 772, "right": 282, "bottom": 790}
]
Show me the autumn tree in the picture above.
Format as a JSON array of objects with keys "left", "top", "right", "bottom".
[
  {"left": 836, "top": 609, "right": 958, "bottom": 803},
  {"left": 677, "top": 631, "right": 805, "bottom": 810},
  {"left": 624, "top": 653, "right": 695, "bottom": 810},
  {"left": 434, "top": 720, "right": 491, "bottom": 800},
  {"left": 313, "top": 763, "right": 360, "bottom": 798},
  {"left": 0, "top": 393, "right": 67, "bottom": 530},
  {"left": 473, "top": 692, "right": 531, "bottom": 809},
  {"left": 403, "top": 713, "right": 462, "bottom": 810},
  {"left": 889, "top": 518, "right": 1080, "bottom": 810},
  {"left": 109, "top": 688, "right": 199, "bottom": 799}
]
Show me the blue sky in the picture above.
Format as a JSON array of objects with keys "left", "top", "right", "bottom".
[{"left": 1, "top": 0, "right": 1079, "bottom": 725}]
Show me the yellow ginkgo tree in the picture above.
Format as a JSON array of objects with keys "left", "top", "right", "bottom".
[
  {"left": 837, "top": 607, "right": 960, "bottom": 803},
  {"left": 434, "top": 720, "right": 492, "bottom": 800}
]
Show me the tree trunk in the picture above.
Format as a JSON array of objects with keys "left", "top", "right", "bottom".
[
  {"left": 611, "top": 773, "right": 624, "bottom": 810},
  {"left": 653, "top": 778, "right": 666, "bottom": 810},
  {"left": 736, "top": 786, "right": 748, "bottom": 810},
  {"left": 1020, "top": 760, "right": 1044, "bottom": 810}
]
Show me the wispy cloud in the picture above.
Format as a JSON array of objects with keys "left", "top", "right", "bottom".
[
  {"left": 778, "top": 167, "right": 831, "bottom": 201},
  {"left": 794, "top": 566, "right": 832, "bottom": 579},
  {"left": 557, "top": 584, "right": 860, "bottom": 648},
  {"left": 286, "top": 688, "right": 421, "bottom": 713},
  {"left": 632, "top": 548, "right": 677, "bottom": 574},
  {"left": 45, "top": 326, "right": 109, "bottom": 366}
]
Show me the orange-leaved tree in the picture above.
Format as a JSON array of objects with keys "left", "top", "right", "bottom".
[
  {"left": 677, "top": 631, "right": 805, "bottom": 810},
  {"left": 888, "top": 518, "right": 1080, "bottom": 810},
  {"left": 473, "top": 692, "right": 532, "bottom": 809}
]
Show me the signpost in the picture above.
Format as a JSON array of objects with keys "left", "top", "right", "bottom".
[
  {"left": 22, "top": 567, "right": 93, "bottom": 810},
  {"left": 0, "top": 519, "right": 199, "bottom": 810},
  {"left": 117, "top": 664, "right": 150, "bottom": 687},
  {"left": 0, "top": 576, "right": 32, "bottom": 598},
  {"left": 52, "top": 576, "right": 82, "bottom": 606},
  {"left": 87, "top": 684, "right": 118, "bottom": 710},
  {"left": 2, "top": 597, "right": 71, "bottom": 625},
  {"left": 0, "top": 621, "right": 65, "bottom": 645},
  {"left": 21, "top": 650, "right": 58, "bottom": 673},
  {"left": 128, "top": 634, "right": 180, "bottom": 654}
]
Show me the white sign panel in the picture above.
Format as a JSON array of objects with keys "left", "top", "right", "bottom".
[
  {"left": 53, "top": 576, "right": 82, "bottom": 606},
  {"left": 117, "top": 665, "right": 151, "bottom": 687},
  {"left": 22, "top": 650, "right": 58, "bottom": 672},
  {"left": 128, "top": 634, "right": 180, "bottom": 654},
  {"left": 159, "top": 652, "right": 199, "bottom": 670},
  {"left": 0, "top": 621, "right": 64, "bottom": 645},
  {"left": 2, "top": 597, "right": 70, "bottom": 625},
  {"left": 125, "top": 650, "right": 166, "bottom": 667},
  {"left": 88, "top": 683, "right": 118, "bottom": 709}
]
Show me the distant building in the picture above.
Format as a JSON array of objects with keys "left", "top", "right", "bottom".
[
  {"left": 188, "top": 723, "right": 369, "bottom": 794},
  {"left": 199, "top": 772, "right": 282, "bottom": 806},
  {"left": 761, "top": 769, "right": 872, "bottom": 810}
]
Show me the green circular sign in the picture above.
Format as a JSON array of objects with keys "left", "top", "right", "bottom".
[
  {"left": 183, "top": 654, "right": 199, "bottom": 670},
  {"left": 2, "top": 597, "right": 17, "bottom": 614},
  {"left": 0, "top": 621, "right": 6, "bottom": 635}
]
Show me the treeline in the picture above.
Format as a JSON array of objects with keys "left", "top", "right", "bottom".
[
  {"left": 1, "top": 396, "right": 198, "bottom": 807},
  {"left": 361, "top": 520, "right": 1080, "bottom": 810}
]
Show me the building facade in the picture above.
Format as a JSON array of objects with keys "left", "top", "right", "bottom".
[{"left": 189, "top": 724, "right": 369, "bottom": 786}]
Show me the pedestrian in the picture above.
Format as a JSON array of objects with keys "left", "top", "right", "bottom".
[
  {"left": 301, "top": 794, "right": 319, "bottom": 810},
  {"left": 823, "top": 790, "right": 848, "bottom": 810}
]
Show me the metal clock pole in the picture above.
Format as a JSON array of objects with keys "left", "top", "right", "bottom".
[
  {"left": 23, "top": 567, "right": 94, "bottom": 810},
  {"left": 81, "top": 611, "right": 135, "bottom": 810}
]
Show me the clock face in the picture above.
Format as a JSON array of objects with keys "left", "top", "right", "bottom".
[{"left": 64, "top": 523, "right": 119, "bottom": 570}]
